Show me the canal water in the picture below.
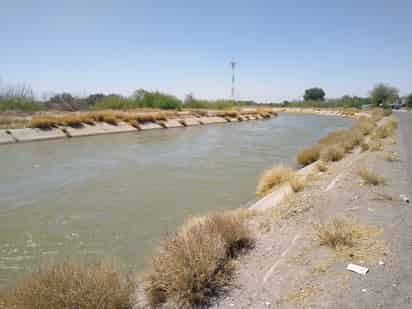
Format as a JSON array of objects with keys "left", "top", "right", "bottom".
[{"left": 0, "top": 113, "right": 351, "bottom": 284}]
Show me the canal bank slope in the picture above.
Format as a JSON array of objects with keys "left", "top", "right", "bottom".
[{"left": 216, "top": 114, "right": 412, "bottom": 308}]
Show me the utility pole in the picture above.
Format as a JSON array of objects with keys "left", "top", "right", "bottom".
[{"left": 230, "top": 61, "right": 236, "bottom": 100}]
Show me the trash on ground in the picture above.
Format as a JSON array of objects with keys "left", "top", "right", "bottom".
[
  {"left": 345, "top": 206, "right": 360, "bottom": 211},
  {"left": 400, "top": 194, "right": 410, "bottom": 203},
  {"left": 379, "top": 260, "right": 385, "bottom": 265},
  {"left": 346, "top": 263, "right": 369, "bottom": 275}
]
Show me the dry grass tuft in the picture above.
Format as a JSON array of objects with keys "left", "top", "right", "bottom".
[
  {"left": 256, "top": 164, "right": 294, "bottom": 196},
  {"left": 369, "top": 140, "right": 383, "bottom": 152},
  {"left": 289, "top": 175, "right": 305, "bottom": 192},
  {"left": 357, "top": 164, "right": 385, "bottom": 185},
  {"left": 382, "top": 151, "right": 399, "bottom": 162},
  {"left": 353, "top": 118, "right": 376, "bottom": 136},
  {"left": 361, "top": 142, "right": 369, "bottom": 152},
  {"left": 315, "top": 217, "right": 356, "bottom": 249},
  {"left": 29, "top": 115, "right": 58, "bottom": 129},
  {"left": 144, "top": 209, "right": 253, "bottom": 308},
  {"left": 316, "top": 161, "right": 328, "bottom": 172},
  {"left": 0, "top": 258, "right": 133, "bottom": 309},
  {"left": 315, "top": 216, "right": 386, "bottom": 261},
  {"left": 296, "top": 144, "right": 322, "bottom": 166},
  {"left": 320, "top": 144, "right": 345, "bottom": 162},
  {"left": 0, "top": 116, "right": 29, "bottom": 129}
]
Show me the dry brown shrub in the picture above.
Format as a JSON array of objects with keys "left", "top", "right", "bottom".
[
  {"left": 296, "top": 144, "right": 322, "bottom": 166},
  {"left": 383, "top": 151, "right": 399, "bottom": 162},
  {"left": 320, "top": 144, "right": 345, "bottom": 162},
  {"left": 361, "top": 142, "right": 369, "bottom": 152},
  {"left": 316, "top": 161, "right": 328, "bottom": 172},
  {"left": 357, "top": 164, "right": 385, "bottom": 185},
  {"left": 369, "top": 140, "right": 383, "bottom": 152},
  {"left": 315, "top": 217, "right": 385, "bottom": 261},
  {"left": 256, "top": 164, "right": 294, "bottom": 196},
  {"left": 144, "top": 210, "right": 253, "bottom": 308},
  {"left": 0, "top": 258, "right": 133, "bottom": 309},
  {"left": 289, "top": 175, "right": 305, "bottom": 192},
  {"left": 315, "top": 217, "right": 356, "bottom": 249}
]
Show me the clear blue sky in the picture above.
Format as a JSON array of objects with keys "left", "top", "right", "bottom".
[{"left": 1, "top": 0, "right": 411, "bottom": 102}]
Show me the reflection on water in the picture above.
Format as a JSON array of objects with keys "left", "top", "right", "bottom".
[{"left": 0, "top": 113, "right": 350, "bottom": 283}]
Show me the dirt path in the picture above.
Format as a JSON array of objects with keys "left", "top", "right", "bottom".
[{"left": 215, "top": 118, "right": 412, "bottom": 308}]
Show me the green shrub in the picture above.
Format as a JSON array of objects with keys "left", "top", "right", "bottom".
[{"left": 0, "top": 97, "right": 45, "bottom": 112}]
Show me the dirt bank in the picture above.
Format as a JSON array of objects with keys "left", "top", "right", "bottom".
[{"left": 216, "top": 116, "right": 412, "bottom": 308}]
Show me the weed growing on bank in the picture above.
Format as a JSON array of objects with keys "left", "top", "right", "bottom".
[
  {"left": 320, "top": 144, "right": 345, "bottom": 162},
  {"left": 256, "top": 164, "right": 294, "bottom": 196},
  {"left": 289, "top": 175, "right": 305, "bottom": 192},
  {"left": 144, "top": 209, "right": 254, "bottom": 308},
  {"left": 0, "top": 258, "right": 134, "bottom": 309},
  {"left": 357, "top": 164, "right": 385, "bottom": 185},
  {"left": 316, "top": 161, "right": 328, "bottom": 172},
  {"left": 315, "top": 217, "right": 355, "bottom": 249},
  {"left": 296, "top": 144, "right": 322, "bottom": 166}
]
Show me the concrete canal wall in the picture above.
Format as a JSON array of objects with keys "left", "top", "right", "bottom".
[
  {"left": 0, "top": 130, "right": 15, "bottom": 144},
  {"left": 1, "top": 114, "right": 275, "bottom": 145},
  {"left": 8, "top": 128, "right": 67, "bottom": 142}
]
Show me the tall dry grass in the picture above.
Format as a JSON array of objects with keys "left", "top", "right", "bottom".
[
  {"left": 144, "top": 209, "right": 253, "bottom": 308},
  {"left": 295, "top": 118, "right": 374, "bottom": 166},
  {"left": 289, "top": 175, "right": 305, "bottom": 192},
  {"left": 0, "top": 258, "right": 133, "bottom": 309},
  {"left": 296, "top": 144, "right": 322, "bottom": 166},
  {"left": 256, "top": 164, "right": 294, "bottom": 196},
  {"left": 320, "top": 144, "right": 345, "bottom": 162},
  {"left": 357, "top": 164, "right": 385, "bottom": 185},
  {"left": 315, "top": 217, "right": 355, "bottom": 249},
  {"left": 28, "top": 110, "right": 176, "bottom": 128}
]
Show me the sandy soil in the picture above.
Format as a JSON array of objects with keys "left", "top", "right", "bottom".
[{"left": 215, "top": 120, "right": 412, "bottom": 308}]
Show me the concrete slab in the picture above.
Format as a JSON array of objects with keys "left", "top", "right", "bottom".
[
  {"left": 8, "top": 128, "right": 67, "bottom": 142},
  {"left": 64, "top": 123, "right": 109, "bottom": 137},
  {"left": 136, "top": 122, "right": 163, "bottom": 130},
  {"left": 181, "top": 117, "right": 201, "bottom": 126},
  {"left": 250, "top": 184, "right": 293, "bottom": 211},
  {"left": 239, "top": 115, "right": 249, "bottom": 121},
  {"left": 248, "top": 116, "right": 257, "bottom": 120},
  {"left": 99, "top": 122, "right": 137, "bottom": 133},
  {"left": 199, "top": 116, "right": 228, "bottom": 125},
  {"left": 0, "top": 130, "right": 15, "bottom": 144},
  {"left": 255, "top": 115, "right": 263, "bottom": 120},
  {"left": 159, "top": 119, "right": 184, "bottom": 128},
  {"left": 226, "top": 118, "right": 239, "bottom": 122}
]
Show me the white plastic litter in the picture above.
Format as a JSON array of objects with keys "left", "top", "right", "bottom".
[
  {"left": 346, "top": 263, "right": 369, "bottom": 275},
  {"left": 400, "top": 194, "right": 410, "bottom": 203}
]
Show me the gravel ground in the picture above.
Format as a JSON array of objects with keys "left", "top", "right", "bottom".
[{"left": 215, "top": 115, "right": 412, "bottom": 308}]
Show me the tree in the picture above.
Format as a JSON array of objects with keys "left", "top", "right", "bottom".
[
  {"left": 369, "top": 83, "right": 399, "bottom": 106},
  {"left": 303, "top": 88, "right": 325, "bottom": 101},
  {"left": 406, "top": 94, "right": 412, "bottom": 108}
]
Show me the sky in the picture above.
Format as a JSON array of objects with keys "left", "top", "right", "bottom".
[{"left": 0, "top": 0, "right": 411, "bottom": 102}]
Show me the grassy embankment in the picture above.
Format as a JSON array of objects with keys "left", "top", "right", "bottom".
[
  {"left": 255, "top": 108, "right": 396, "bottom": 197},
  {"left": 0, "top": 108, "right": 396, "bottom": 309}
]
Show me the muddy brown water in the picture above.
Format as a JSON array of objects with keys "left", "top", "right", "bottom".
[{"left": 0, "top": 113, "right": 351, "bottom": 284}]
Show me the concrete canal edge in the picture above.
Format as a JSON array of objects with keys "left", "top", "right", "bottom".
[
  {"left": 0, "top": 129, "right": 16, "bottom": 144},
  {"left": 1, "top": 113, "right": 273, "bottom": 145}
]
